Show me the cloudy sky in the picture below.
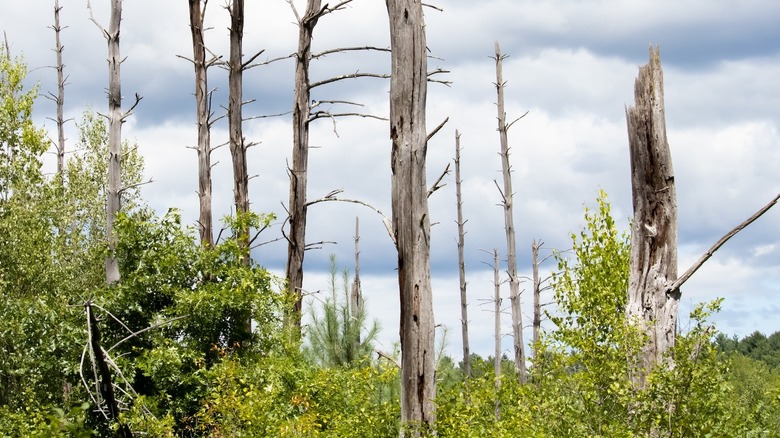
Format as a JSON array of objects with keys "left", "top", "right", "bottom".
[{"left": 2, "top": 0, "right": 779, "bottom": 359}]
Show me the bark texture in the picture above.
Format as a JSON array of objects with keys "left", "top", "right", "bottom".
[
  {"left": 188, "top": 0, "right": 214, "bottom": 248},
  {"left": 494, "top": 41, "right": 526, "bottom": 382},
  {"left": 228, "top": 0, "right": 250, "bottom": 263},
  {"left": 454, "top": 130, "right": 471, "bottom": 378},
  {"left": 286, "top": 0, "right": 321, "bottom": 334},
  {"left": 625, "top": 46, "right": 679, "bottom": 387},
  {"left": 385, "top": 0, "right": 436, "bottom": 433}
]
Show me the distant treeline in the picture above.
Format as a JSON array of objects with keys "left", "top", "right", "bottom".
[{"left": 716, "top": 331, "right": 780, "bottom": 368}]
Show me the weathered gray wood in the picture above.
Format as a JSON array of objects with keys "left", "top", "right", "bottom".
[
  {"left": 88, "top": 0, "right": 126, "bottom": 284},
  {"left": 494, "top": 41, "right": 526, "bottom": 383},
  {"left": 385, "top": 0, "right": 436, "bottom": 433},
  {"left": 492, "top": 248, "right": 501, "bottom": 421},
  {"left": 50, "top": 0, "right": 66, "bottom": 178},
  {"left": 532, "top": 239, "right": 541, "bottom": 357},
  {"left": 286, "top": 0, "right": 321, "bottom": 335},
  {"left": 188, "top": 0, "right": 214, "bottom": 248},
  {"left": 454, "top": 130, "right": 471, "bottom": 379},
  {"left": 625, "top": 46, "right": 678, "bottom": 386},
  {"left": 351, "top": 216, "right": 362, "bottom": 352},
  {"left": 228, "top": 0, "right": 250, "bottom": 264}
]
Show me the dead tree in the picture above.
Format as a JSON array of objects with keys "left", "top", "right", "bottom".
[
  {"left": 187, "top": 0, "right": 216, "bottom": 248},
  {"left": 227, "top": 0, "right": 251, "bottom": 264},
  {"left": 492, "top": 248, "right": 502, "bottom": 421},
  {"left": 88, "top": 0, "right": 141, "bottom": 284},
  {"left": 47, "top": 0, "right": 68, "bottom": 178},
  {"left": 625, "top": 47, "right": 679, "bottom": 388},
  {"left": 286, "top": 0, "right": 323, "bottom": 334},
  {"left": 351, "top": 216, "right": 362, "bottom": 352},
  {"left": 493, "top": 41, "right": 526, "bottom": 383},
  {"left": 531, "top": 239, "right": 553, "bottom": 360},
  {"left": 285, "top": 0, "right": 389, "bottom": 336},
  {"left": 386, "top": 0, "right": 436, "bottom": 433},
  {"left": 454, "top": 130, "right": 471, "bottom": 378},
  {"left": 625, "top": 47, "right": 780, "bottom": 387}
]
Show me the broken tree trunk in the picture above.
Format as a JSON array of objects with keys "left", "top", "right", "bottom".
[
  {"left": 385, "top": 0, "right": 436, "bottom": 433},
  {"left": 286, "top": 0, "right": 321, "bottom": 335},
  {"left": 625, "top": 46, "right": 679, "bottom": 387},
  {"left": 188, "top": 0, "right": 214, "bottom": 248},
  {"left": 494, "top": 41, "right": 526, "bottom": 383},
  {"left": 454, "top": 130, "right": 471, "bottom": 379},
  {"left": 228, "top": 0, "right": 250, "bottom": 265}
]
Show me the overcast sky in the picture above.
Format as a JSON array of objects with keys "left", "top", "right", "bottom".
[{"left": 2, "top": 0, "right": 779, "bottom": 360}]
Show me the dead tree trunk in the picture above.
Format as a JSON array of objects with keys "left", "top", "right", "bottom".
[
  {"left": 228, "top": 0, "right": 250, "bottom": 264},
  {"left": 88, "top": 0, "right": 140, "bottom": 285},
  {"left": 50, "top": 0, "right": 67, "bottom": 178},
  {"left": 385, "top": 0, "right": 436, "bottom": 433},
  {"left": 454, "top": 130, "right": 471, "bottom": 378},
  {"left": 286, "top": 0, "right": 321, "bottom": 335},
  {"left": 188, "top": 0, "right": 214, "bottom": 248},
  {"left": 625, "top": 46, "right": 679, "bottom": 387},
  {"left": 492, "top": 248, "right": 502, "bottom": 421},
  {"left": 493, "top": 41, "right": 526, "bottom": 383},
  {"left": 532, "top": 239, "right": 541, "bottom": 356},
  {"left": 351, "top": 216, "right": 362, "bottom": 351}
]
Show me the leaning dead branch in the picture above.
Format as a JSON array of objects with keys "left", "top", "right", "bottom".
[{"left": 670, "top": 192, "right": 780, "bottom": 292}]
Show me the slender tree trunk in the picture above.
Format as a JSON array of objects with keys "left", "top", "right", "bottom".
[
  {"left": 228, "top": 0, "right": 250, "bottom": 264},
  {"left": 493, "top": 248, "right": 502, "bottom": 421},
  {"left": 188, "top": 0, "right": 213, "bottom": 248},
  {"left": 454, "top": 130, "right": 471, "bottom": 378},
  {"left": 625, "top": 46, "right": 679, "bottom": 388},
  {"left": 51, "top": 0, "right": 66, "bottom": 178},
  {"left": 494, "top": 41, "right": 525, "bottom": 383},
  {"left": 105, "top": 0, "right": 123, "bottom": 285},
  {"left": 351, "top": 216, "right": 362, "bottom": 351},
  {"left": 286, "top": 0, "right": 321, "bottom": 336},
  {"left": 532, "top": 239, "right": 541, "bottom": 358},
  {"left": 385, "top": 0, "right": 435, "bottom": 434}
]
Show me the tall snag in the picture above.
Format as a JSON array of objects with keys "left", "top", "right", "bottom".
[
  {"left": 454, "top": 130, "right": 471, "bottom": 378},
  {"left": 88, "top": 0, "right": 141, "bottom": 284},
  {"left": 228, "top": 0, "right": 250, "bottom": 263},
  {"left": 286, "top": 0, "right": 322, "bottom": 333},
  {"left": 493, "top": 41, "right": 526, "bottom": 382},
  {"left": 385, "top": 0, "right": 436, "bottom": 433},
  {"left": 187, "top": 0, "right": 215, "bottom": 248},
  {"left": 48, "top": 0, "right": 67, "bottom": 178},
  {"left": 625, "top": 46, "right": 679, "bottom": 386}
]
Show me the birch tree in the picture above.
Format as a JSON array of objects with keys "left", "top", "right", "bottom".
[
  {"left": 493, "top": 41, "right": 526, "bottom": 382},
  {"left": 385, "top": 0, "right": 436, "bottom": 433},
  {"left": 88, "top": 0, "right": 141, "bottom": 284}
]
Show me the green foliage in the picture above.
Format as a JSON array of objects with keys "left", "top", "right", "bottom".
[{"left": 305, "top": 255, "right": 380, "bottom": 367}]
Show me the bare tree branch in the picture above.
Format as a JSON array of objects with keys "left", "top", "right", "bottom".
[
  {"left": 670, "top": 192, "right": 780, "bottom": 293},
  {"left": 427, "top": 162, "right": 451, "bottom": 198},
  {"left": 310, "top": 71, "right": 390, "bottom": 89}
]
